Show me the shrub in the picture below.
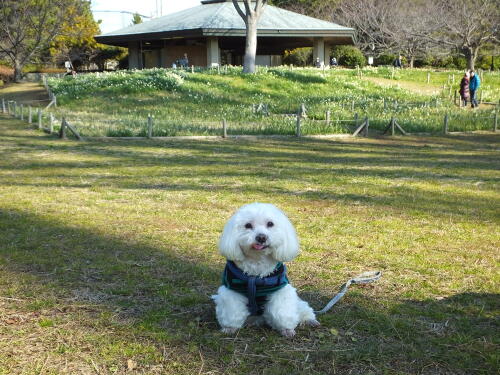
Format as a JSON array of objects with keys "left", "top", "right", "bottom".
[
  {"left": 283, "top": 48, "right": 313, "bottom": 67},
  {"left": 0, "top": 64, "right": 14, "bottom": 83},
  {"left": 48, "top": 68, "right": 184, "bottom": 99},
  {"left": 375, "top": 54, "right": 396, "bottom": 66},
  {"left": 476, "top": 55, "right": 500, "bottom": 70},
  {"left": 332, "top": 46, "right": 366, "bottom": 68}
]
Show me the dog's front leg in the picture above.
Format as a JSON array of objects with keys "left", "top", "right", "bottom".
[
  {"left": 263, "top": 284, "right": 301, "bottom": 337},
  {"left": 212, "top": 286, "right": 250, "bottom": 334}
]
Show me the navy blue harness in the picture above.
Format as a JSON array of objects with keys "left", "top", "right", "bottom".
[{"left": 222, "top": 261, "right": 289, "bottom": 316}]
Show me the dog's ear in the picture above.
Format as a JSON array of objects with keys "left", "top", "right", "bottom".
[
  {"left": 218, "top": 215, "right": 245, "bottom": 261},
  {"left": 273, "top": 212, "right": 300, "bottom": 262}
]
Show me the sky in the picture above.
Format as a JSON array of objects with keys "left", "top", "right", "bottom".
[{"left": 91, "top": 0, "right": 201, "bottom": 34}]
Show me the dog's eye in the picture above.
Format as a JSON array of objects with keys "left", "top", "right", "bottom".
[
  {"left": 267, "top": 221, "right": 274, "bottom": 228},
  {"left": 244, "top": 223, "right": 253, "bottom": 229}
]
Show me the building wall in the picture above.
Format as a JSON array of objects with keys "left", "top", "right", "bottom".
[
  {"left": 161, "top": 45, "right": 207, "bottom": 67},
  {"left": 144, "top": 50, "right": 161, "bottom": 69}
]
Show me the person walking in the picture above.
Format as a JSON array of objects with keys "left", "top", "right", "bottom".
[
  {"left": 459, "top": 71, "right": 470, "bottom": 108},
  {"left": 469, "top": 70, "right": 481, "bottom": 108}
]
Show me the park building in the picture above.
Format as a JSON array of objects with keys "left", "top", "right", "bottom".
[{"left": 94, "top": 0, "right": 355, "bottom": 69}]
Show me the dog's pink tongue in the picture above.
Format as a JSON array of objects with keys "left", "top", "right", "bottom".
[{"left": 252, "top": 244, "right": 265, "bottom": 250}]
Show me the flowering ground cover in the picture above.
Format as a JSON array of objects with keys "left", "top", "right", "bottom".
[
  {"left": 0, "top": 113, "right": 498, "bottom": 374},
  {"left": 44, "top": 67, "right": 498, "bottom": 137}
]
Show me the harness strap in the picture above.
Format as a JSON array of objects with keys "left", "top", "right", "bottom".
[
  {"left": 315, "top": 271, "right": 382, "bottom": 315},
  {"left": 224, "top": 261, "right": 288, "bottom": 316},
  {"left": 226, "top": 261, "right": 286, "bottom": 287},
  {"left": 247, "top": 276, "right": 258, "bottom": 315}
]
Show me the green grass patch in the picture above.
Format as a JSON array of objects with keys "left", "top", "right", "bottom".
[
  {"left": 0, "top": 115, "right": 498, "bottom": 374},
  {"left": 43, "top": 68, "right": 499, "bottom": 137}
]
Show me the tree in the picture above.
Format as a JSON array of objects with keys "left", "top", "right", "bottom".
[
  {"left": 422, "top": 0, "right": 499, "bottom": 70},
  {"left": 383, "top": 0, "right": 433, "bottom": 68},
  {"left": 232, "top": 0, "right": 268, "bottom": 73},
  {"left": 0, "top": 0, "right": 84, "bottom": 81},
  {"left": 335, "top": 0, "right": 396, "bottom": 55},
  {"left": 271, "top": 0, "right": 340, "bottom": 20},
  {"left": 131, "top": 13, "right": 143, "bottom": 25},
  {"left": 49, "top": 0, "right": 101, "bottom": 70}
]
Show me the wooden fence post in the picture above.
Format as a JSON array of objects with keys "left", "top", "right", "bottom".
[
  {"left": 454, "top": 90, "right": 457, "bottom": 106},
  {"left": 147, "top": 115, "right": 153, "bottom": 138},
  {"left": 326, "top": 110, "right": 331, "bottom": 127},
  {"left": 191, "top": 65, "right": 194, "bottom": 73},
  {"left": 364, "top": 117, "right": 369, "bottom": 137},
  {"left": 1, "top": 98, "right": 5, "bottom": 113},
  {"left": 59, "top": 118, "right": 67, "bottom": 139},
  {"left": 351, "top": 100, "right": 355, "bottom": 111},
  {"left": 452, "top": 74, "right": 455, "bottom": 84},
  {"left": 222, "top": 118, "right": 227, "bottom": 138},
  {"left": 53, "top": 95, "right": 57, "bottom": 108},
  {"left": 28, "top": 106, "right": 32, "bottom": 124},
  {"left": 296, "top": 114, "right": 301, "bottom": 137},
  {"left": 427, "top": 72, "right": 430, "bottom": 84},
  {"left": 443, "top": 114, "right": 449, "bottom": 134},
  {"left": 38, "top": 109, "right": 42, "bottom": 129},
  {"left": 49, "top": 113, "right": 55, "bottom": 133},
  {"left": 354, "top": 113, "right": 359, "bottom": 127},
  {"left": 298, "top": 103, "right": 307, "bottom": 118},
  {"left": 20, "top": 104, "right": 24, "bottom": 120},
  {"left": 494, "top": 112, "right": 498, "bottom": 132},
  {"left": 391, "top": 116, "right": 395, "bottom": 136},
  {"left": 13, "top": 101, "right": 17, "bottom": 117}
]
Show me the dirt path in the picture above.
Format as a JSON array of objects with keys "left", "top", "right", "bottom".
[
  {"left": 362, "top": 76, "right": 442, "bottom": 96},
  {"left": 0, "top": 81, "right": 49, "bottom": 104}
]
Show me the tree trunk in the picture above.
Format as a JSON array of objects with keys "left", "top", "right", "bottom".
[
  {"left": 463, "top": 47, "right": 476, "bottom": 71},
  {"left": 409, "top": 56, "right": 415, "bottom": 68},
  {"left": 243, "top": 17, "right": 258, "bottom": 73},
  {"left": 13, "top": 60, "right": 23, "bottom": 83}
]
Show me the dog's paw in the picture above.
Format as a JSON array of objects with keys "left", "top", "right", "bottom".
[
  {"left": 280, "top": 329, "right": 296, "bottom": 338},
  {"left": 221, "top": 327, "right": 238, "bottom": 335},
  {"left": 305, "top": 319, "right": 321, "bottom": 328}
]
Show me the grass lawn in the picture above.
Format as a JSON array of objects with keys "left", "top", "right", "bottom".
[{"left": 0, "top": 113, "right": 498, "bottom": 374}]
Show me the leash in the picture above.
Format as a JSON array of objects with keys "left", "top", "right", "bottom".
[{"left": 314, "top": 271, "right": 382, "bottom": 315}]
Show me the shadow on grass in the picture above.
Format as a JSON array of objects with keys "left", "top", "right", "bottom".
[
  {"left": 0, "top": 207, "right": 497, "bottom": 375},
  {"left": 1, "top": 121, "right": 498, "bottom": 222}
]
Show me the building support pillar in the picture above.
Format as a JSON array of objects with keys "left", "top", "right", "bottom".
[
  {"left": 207, "top": 37, "right": 220, "bottom": 67},
  {"left": 313, "top": 38, "right": 325, "bottom": 68},
  {"left": 324, "top": 43, "right": 331, "bottom": 67},
  {"left": 160, "top": 41, "right": 169, "bottom": 68},
  {"left": 128, "top": 42, "right": 141, "bottom": 69}
]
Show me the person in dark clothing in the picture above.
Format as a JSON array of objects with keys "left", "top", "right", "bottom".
[
  {"left": 469, "top": 70, "right": 481, "bottom": 108},
  {"left": 393, "top": 55, "right": 403, "bottom": 68},
  {"left": 459, "top": 71, "right": 470, "bottom": 108}
]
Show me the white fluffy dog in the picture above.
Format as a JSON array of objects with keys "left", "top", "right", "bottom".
[{"left": 212, "top": 203, "right": 320, "bottom": 337}]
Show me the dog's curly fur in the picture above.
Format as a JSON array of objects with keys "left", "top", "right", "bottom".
[{"left": 212, "top": 203, "right": 319, "bottom": 337}]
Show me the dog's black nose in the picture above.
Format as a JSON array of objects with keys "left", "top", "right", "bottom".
[{"left": 255, "top": 234, "right": 268, "bottom": 244}]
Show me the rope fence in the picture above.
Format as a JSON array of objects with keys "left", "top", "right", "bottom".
[{"left": 2, "top": 96, "right": 498, "bottom": 140}]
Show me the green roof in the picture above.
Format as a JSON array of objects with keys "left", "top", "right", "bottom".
[{"left": 95, "top": 1, "right": 355, "bottom": 44}]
